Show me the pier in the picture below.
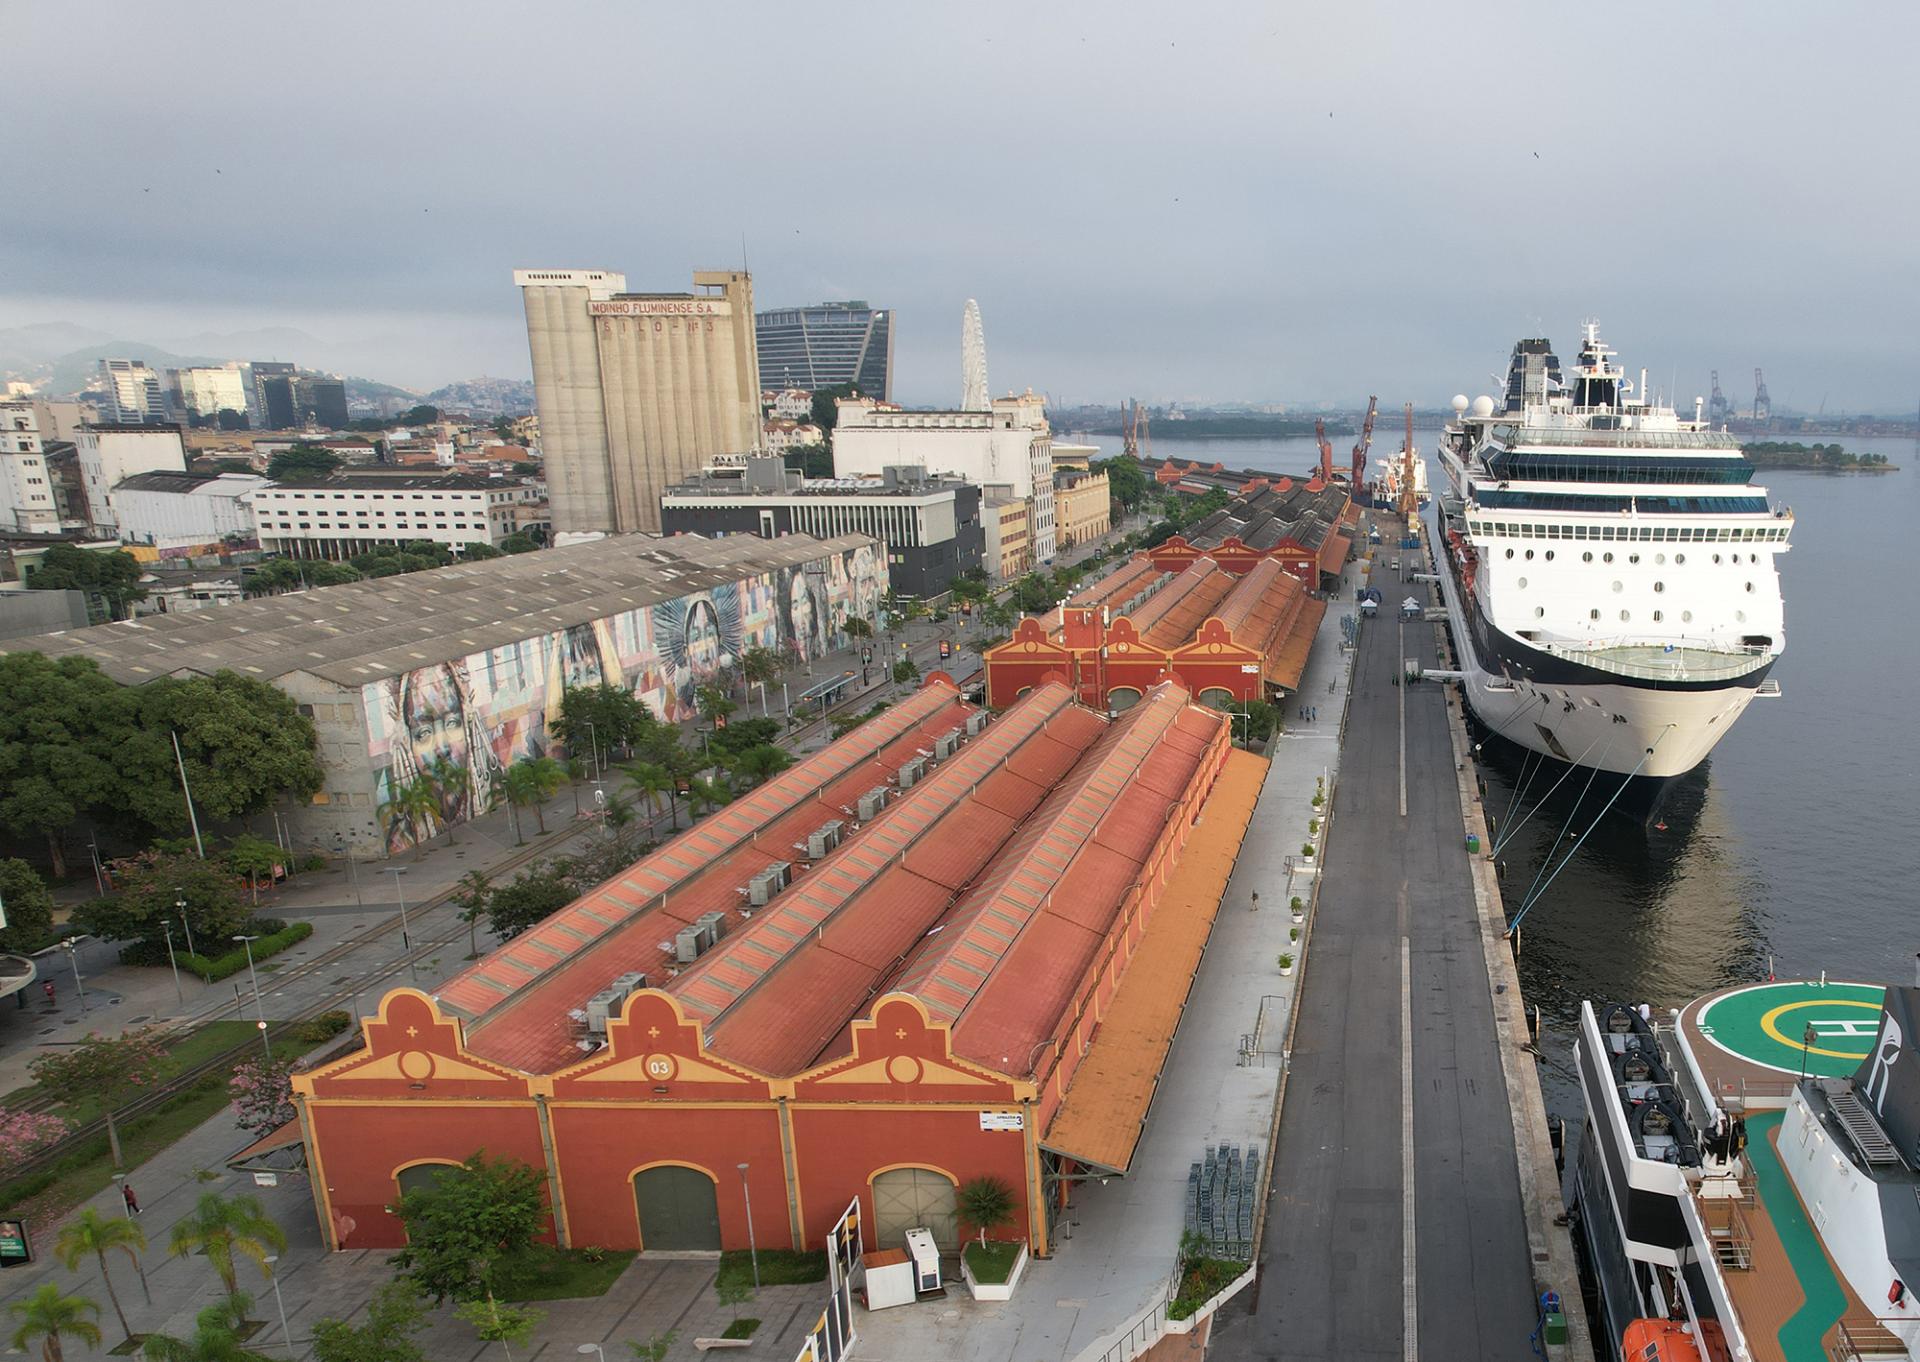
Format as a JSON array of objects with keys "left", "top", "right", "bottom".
[{"left": 1211, "top": 520, "right": 1591, "bottom": 1362}]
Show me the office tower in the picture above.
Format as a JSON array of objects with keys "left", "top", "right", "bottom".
[
  {"left": 515, "top": 267, "right": 763, "bottom": 535},
  {"left": 98, "top": 359, "right": 168, "bottom": 422},
  {"left": 754, "top": 300, "right": 893, "bottom": 400},
  {"left": 249, "top": 362, "right": 298, "bottom": 428},
  {"left": 961, "top": 300, "right": 989, "bottom": 412},
  {"left": 173, "top": 366, "right": 252, "bottom": 425}
]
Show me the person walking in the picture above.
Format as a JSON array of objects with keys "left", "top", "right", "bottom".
[
  {"left": 121, "top": 1182, "right": 140, "bottom": 1215},
  {"left": 41, "top": 980, "right": 55, "bottom": 1008},
  {"left": 1250, "top": 891, "right": 1260, "bottom": 913}
]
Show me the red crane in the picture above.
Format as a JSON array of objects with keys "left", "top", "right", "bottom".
[
  {"left": 1314, "top": 418, "right": 1334, "bottom": 483},
  {"left": 1350, "top": 396, "right": 1377, "bottom": 488}
]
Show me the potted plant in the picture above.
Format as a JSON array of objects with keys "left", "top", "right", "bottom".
[
  {"left": 1300, "top": 842, "right": 1315, "bottom": 859},
  {"left": 1289, "top": 926, "right": 1300, "bottom": 944},
  {"left": 957, "top": 1177, "right": 1028, "bottom": 1300},
  {"left": 1308, "top": 817, "right": 1319, "bottom": 836},
  {"left": 1278, "top": 952, "right": 1295, "bottom": 977},
  {"left": 1290, "top": 896, "right": 1304, "bottom": 923}
]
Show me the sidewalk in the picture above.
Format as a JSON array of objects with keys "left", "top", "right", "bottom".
[{"left": 852, "top": 556, "right": 1367, "bottom": 1362}]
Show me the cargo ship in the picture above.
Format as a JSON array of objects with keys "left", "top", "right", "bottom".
[
  {"left": 1566, "top": 976, "right": 1920, "bottom": 1361},
  {"left": 1432, "top": 324, "right": 1791, "bottom": 788}
]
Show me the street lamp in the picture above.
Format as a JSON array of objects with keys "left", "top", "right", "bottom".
[
  {"left": 61, "top": 938, "right": 87, "bottom": 1014},
  {"left": 233, "top": 935, "right": 271, "bottom": 1060},
  {"left": 161, "top": 919, "right": 184, "bottom": 1007},
  {"left": 262, "top": 1254, "right": 294, "bottom": 1359},
  {"left": 174, "top": 890, "right": 196, "bottom": 957},
  {"left": 384, "top": 867, "right": 416, "bottom": 981},
  {"left": 584, "top": 719, "right": 602, "bottom": 781},
  {"left": 737, "top": 1162, "right": 759, "bottom": 1289}
]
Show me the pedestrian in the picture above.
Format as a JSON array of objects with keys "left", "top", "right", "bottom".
[
  {"left": 42, "top": 980, "right": 55, "bottom": 1007},
  {"left": 121, "top": 1181, "right": 140, "bottom": 1215},
  {"left": 1250, "top": 891, "right": 1260, "bottom": 913}
]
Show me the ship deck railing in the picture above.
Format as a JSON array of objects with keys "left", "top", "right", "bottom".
[
  {"left": 1829, "top": 1315, "right": 1912, "bottom": 1361},
  {"left": 1536, "top": 639, "right": 1773, "bottom": 683}
]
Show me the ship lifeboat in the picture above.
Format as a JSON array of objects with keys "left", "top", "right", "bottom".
[{"left": 1621, "top": 1319, "right": 1704, "bottom": 1361}]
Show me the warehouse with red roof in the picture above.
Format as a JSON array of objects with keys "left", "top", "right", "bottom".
[{"left": 292, "top": 675, "right": 1267, "bottom": 1262}]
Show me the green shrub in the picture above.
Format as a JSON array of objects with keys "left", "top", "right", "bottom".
[
  {"left": 1300, "top": 843, "right": 1315, "bottom": 858},
  {"left": 294, "top": 1009, "right": 352, "bottom": 1044},
  {"left": 1289, "top": 896, "right": 1303, "bottom": 912},
  {"left": 180, "top": 921, "right": 313, "bottom": 982},
  {"left": 298, "top": 854, "right": 327, "bottom": 873}
]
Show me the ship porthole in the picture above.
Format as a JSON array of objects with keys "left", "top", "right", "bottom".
[
  {"left": 1535, "top": 607, "right": 1545, "bottom": 618},
  {"left": 1736, "top": 610, "right": 1747, "bottom": 623},
  {"left": 1589, "top": 609, "right": 1600, "bottom": 620},
  {"left": 1505, "top": 548, "right": 1514, "bottom": 559},
  {"left": 1517, "top": 577, "right": 1527, "bottom": 589},
  {"left": 1628, "top": 553, "right": 1640, "bottom": 564},
  {"left": 1652, "top": 610, "right": 1663, "bottom": 622},
  {"left": 1713, "top": 554, "right": 1721, "bottom": 564},
  {"left": 1655, "top": 553, "right": 1666, "bottom": 565},
  {"left": 1745, "top": 581, "right": 1753, "bottom": 592},
  {"left": 1675, "top": 553, "right": 1686, "bottom": 565},
  {"left": 1653, "top": 581, "right": 1664, "bottom": 593},
  {"left": 1603, "top": 552, "right": 1614, "bottom": 563},
  {"left": 1582, "top": 552, "right": 1592, "bottom": 563},
  {"left": 1619, "top": 610, "right": 1630, "bottom": 621},
  {"left": 1524, "top": 549, "right": 1534, "bottom": 560},
  {"left": 1611, "top": 581, "right": 1623, "bottom": 593},
  {"left": 1682, "top": 610, "right": 1693, "bottom": 622}
]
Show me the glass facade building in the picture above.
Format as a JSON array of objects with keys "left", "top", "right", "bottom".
[{"left": 755, "top": 300, "right": 892, "bottom": 399}]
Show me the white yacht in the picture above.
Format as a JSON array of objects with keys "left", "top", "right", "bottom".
[{"left": 1433, "top": 323, "right": 1791, "bottom": 783}]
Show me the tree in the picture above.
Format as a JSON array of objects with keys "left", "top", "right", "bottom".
[
  {"left": 957, "top": 1176, "right": 1017, "bottom": 1247},
  {"left": 378, "top": 772, "right": 441, "bottom": 858},
  {"left": 29, "top": 1028, "right": 168, "bottom": 1168},
  {"left": 454, "top": 1294, "right": 543, "bottom": 1361},
  {"left": 425, "top": 757, "right": 468, "bottom": 846},
  {"left": 128, "top": 670, "right": 323, "bottom": 833},
  {"left": 453, "top": 869, "right": 492, "bottom": 958},
  {"left": 223, "top": 834, "right": 281, "bottom": 905},
  {"left": 552, "top": 683, "right": 654, "bottom": 759},
  {"left": 505, "top": 757, "right": 564, "bottom": 836},
  {"left": 807, "top": 383, "right": 859, "bottom": 447},
  {"left": 310, "top": 1282, "right": 430, "bottom": 1362},
  {"left": 25, "top": 543, "right": 148, "bottom": 621},
  {"left": 626, "top": 1331, "right": 677, "bottom": 1362},
  {"left": 140, "top": 1292, "right": 274, "bottom": 1362},
  {"left": 564, "top": 755, "right": 589, "bottom": 817},
  {"left": 684, "top": 776, "right": 729, "bottom": 820},
  {"left": 1094, "top": 454, "right": 1151, "bottom": 511},
  {"left": 694, "top": 684, "right": 738, "bottom": 728},
  {"left": 5, "top": 1283, "right": 101, "bottom": 1362},
  {"left": 0, "top": 654, "right": 153, "bottom": 877},
  {"left": 621, "top": 761, "right": 671, "bottom": 824},
  {"left": 0, "top": 1107, "right": 70, "bottom": 1173},
  {"left": 75, "top": 850, "right": 250, "bottom": 950},
  {"left": 729, "top": 744, "right": 792, "bottom": 788},
  {"left": 460, "top": 541, "right": 503, "bottom": 561},
  {"left": 716, "top": 1278, "right": 752, "bottom": 1325},
  {"left": 892, "top": 658, "right": 919, "bottom": 685},
  {"left": 264, "top": 444, "right": 341, "bottom": 481},
  {"left": 498, "top": 533, "right": 538, "bottom": 555},
  {"left": 601, "top": 791, "right": 640, "bottom": 853},
  {"left": 55, "top": 1208, "right": 146, "bottom": 1348},
  {"left": 738, "top": 645, "right": 785, "bottom": 715},
  {"left": 781, "top": 443, "right": 832, "bottom": 478},
  {"left": 0, "top": 859, "right": 55, "bottom": 952},
  {"left": 166, "top": 1192, "right": 287, "bottom": 1298},
  {"left": 228, "top": 1056, "right": 295, "bottom": 1139},
  {"left": 397, "top": 404, "right": 440, "bottom": 426},
  {"left": 842, "top": 617, "right": 873, "bottom": 641},
  {"left": 389, "top": 1152, "right": 547, "bottom": 1304},
  {"left": 485, "top": 866, "right": 575, "bottom": 941}
]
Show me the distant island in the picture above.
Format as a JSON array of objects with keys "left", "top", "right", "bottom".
[{"left": 1741, "top": 440, "right": 1899, "bottom": 472}]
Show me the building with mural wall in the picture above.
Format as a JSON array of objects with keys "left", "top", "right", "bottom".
[
  {"left": 1, "top": 532, "right": 887, "bottom": 854},
  {"left": 286, "top": 676, "right": 1266, "bottom": 1264}
]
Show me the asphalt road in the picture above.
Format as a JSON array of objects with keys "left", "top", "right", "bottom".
[{"left": 1211, "top": 549, "right": 1540, "bottom": 1362}]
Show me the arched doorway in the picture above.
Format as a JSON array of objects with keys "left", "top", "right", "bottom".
[
  {"left": 871, "top": 1166, "right": 958, "bottom": 1250},
  {"left": 634, "top": 1165, "right": 721, "bottom": 1252},
  {"left": 394, "top": 1161, "right": 461, "bottom": 1201},
  {"left": 1198, "top": 687, "right": 1237, "bottom": 710},
  {"left": 1107, "top": 686, "right": 1143, "bottom": 712}
]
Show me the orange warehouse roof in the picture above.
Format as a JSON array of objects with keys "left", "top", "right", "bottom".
[
  {"left": 1133, "top": 560, "right": 1235, "bottom": 650},
  {"left": 1042, "top": 747, "right": 1268, "bottom": 1172},
  {"left": 1070, "top": 555, "right": 1162, "bottom": 610},
  {"left": 1319, "top": 531, "right": 1351, "bottom": 572},
  {"left": 1265, "top": 594, "right": 1327, "bottom": 692}
]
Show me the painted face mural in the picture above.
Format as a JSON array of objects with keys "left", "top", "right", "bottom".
[{"left": 363, "top": 545, "right": 890, "bottom": 849}]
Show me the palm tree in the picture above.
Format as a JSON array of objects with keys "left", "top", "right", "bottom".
[
  {"left": 6, "top": 1284, "right": 101, "bottom": 1362},
  {"left": 453, "top": 868, "right": 493, "bottom": 959},
  {"left": 684, "top": 776, "right": 728, "bottom": 821},
  {"left": 427, "top": 757, "right": 467, "bottom": 847},
  {"left": 957, "top": 1176, "right": 1016, "bottom": 1248},
  {"left": 500, "top": 763, "right": 539, "bottom": 845},
  {"left": 564, "top": 755, "right": 589, "bottom": 817},
  {"left": 141, "top": 1293, "right": 274, "bottom": 1362},
  {"left": 55, "top": 1207, "right": 146, "bottom": 1346},
  {"left": 513, "top": 756, "right": 566, "bottom": 834},
  {"left": 623, "top": 761, "right": 671, "bottom": 827},
  {"left": 739, "top": 644, "right": 785, "bottom": 716},
  {"left": 377, "top": 773, "right": 440, "bottom": 860},
  {"left": 601, "top": 791, "right": 639, "bottom": 853},
  {"left": 168, "top": 1192, "right": 286, "bottom": 1298},
  {"left": 731, "top": 744, "right": 792, "bottom": 788}
]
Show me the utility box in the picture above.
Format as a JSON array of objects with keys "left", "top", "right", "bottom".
[
  {"left": 584, "top": 988, "right": 625, "bottom": 1035},
  {"left": 696, "top": 910, "right": 729, "bottom": 943},
  {"left": 807, "top": 820, "right": 845, "bottom": 860},
  {"left": 904, "top": 1227, "right": 942, "bottom": 1294},
  {"left": 861, "top": 1249, "right": 915, "bottom": 1311},
  {"left": 674, "top": 926, "right": 705, "bottom": 964},
  {"left": 965, "top": 711, "right": 990, "bottom": 736},
  {"left": 933, "top": 730, "right": 962, "bottom": 760},
  {"left": 897, "top": 756, "right": 926, "bottom": 789},
  {"left": 747, "top": 863, "right": 791, "bottom": 906},
  {"left": 858, "top": 787, "right": 890, "bottom": 821}
]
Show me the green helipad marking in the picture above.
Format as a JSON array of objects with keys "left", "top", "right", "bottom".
[{"left": 1696, "top": 981, "right": 1885, "bottom": 1078}]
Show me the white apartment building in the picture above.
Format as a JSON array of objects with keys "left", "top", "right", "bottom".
[
  {"left": 76, "top": 423, "right": 188, "bottom": 532},
  {"left": 762, "top": 419, "right": 824, "bottom": 455},
  {"left": 0, "top": 400, "right": 60, "bottom": 532},
  {"left": 99, "top": 359, "right": 168, "bottom": 423},
  {"left": 832, "top": 391, "right": 1057, "bottom": 561},
  {"left": 173, "top": 366, "right": 252, "bottom": 421},
  {"left": 111, "top": 470, "right": 266, "bottom": 549},
  {"left": 252, "top": 472, "right": 537, "bottom": 559},
  {"left": 764, "top": 388, "right": 813, "bottom": 420}
]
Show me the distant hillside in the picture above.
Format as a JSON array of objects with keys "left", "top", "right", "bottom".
[{"left": 424, "top": 376, "right": 535, "bottom": 416}]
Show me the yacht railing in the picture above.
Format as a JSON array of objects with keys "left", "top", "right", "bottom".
[
  {"left": 1828, "top": 1316, "right": 1912, "bottom": 1361},
  {"left": 1537, "top": 639, "right": 1773, "bottom": 684}
]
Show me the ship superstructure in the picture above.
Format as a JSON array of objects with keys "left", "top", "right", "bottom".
[{"left": 1433, "top": 323, "right": 1791, "bottom": 782}]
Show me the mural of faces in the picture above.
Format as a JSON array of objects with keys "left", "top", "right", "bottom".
[{"left": 363, "top": 545, "right": 890, "bottom": 849}]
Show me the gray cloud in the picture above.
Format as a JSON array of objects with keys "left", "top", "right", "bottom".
[{"left": 2, "top": 0, "right": 1913, "bottom": 409}]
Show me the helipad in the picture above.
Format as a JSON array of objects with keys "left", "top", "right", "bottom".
[{"left": 1693, "top": 980, "right": 1885, "bottom": 1078}]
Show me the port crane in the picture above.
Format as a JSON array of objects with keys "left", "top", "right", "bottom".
[
  {"left": 1753, "top": 369, "right": 1772, "bottom": 423},
  {"left": 1314, "top": 418, "right": 1334, "bottom": 482},
  {"left": 1708, "top": 371, "right": 1731, "bottom": 425},
  {"left": 1350, "top": 395, "right": 1377, "bottom": 488},
  {"left": 1396, "top": 402, "right": 1419, "bottom": 521},
  {"left": 1120, "top": 399, "right": 1153, "bottom": 462}
]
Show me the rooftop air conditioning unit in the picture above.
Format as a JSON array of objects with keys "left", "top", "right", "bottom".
[
  {"left": 933, "top": 730, "right": 962, "bottom": 760},
  {"left": 897, "top": 756, "right": 927, "bottom": 789},
  {"left": 696, "top": 910, "right": 730, "bottom": 944},
  {"left": 585, "top": 988, "right": 625, "bottom": 1035},
  {"left": 747, "top": 862, "right": 791, "bottom": 907},
  {"left": 965, "top": 711, "right": 990, "bottom": 736},
  {"left": 807, "top": 820, "right": 845, "bottom": 860},
  {"left": 858, "top": 787, "right": 890, "bottom": 821},
  {"left": 675, "top": 925, "right": 706, "bottom": 964}
]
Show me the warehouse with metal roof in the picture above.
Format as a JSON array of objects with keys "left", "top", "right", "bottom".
[
  {"left": 1, "top": 532, "right": 888, "bottom": 853},
  {"left": 291, "top": 675, "right": 1267, "bottom": 1263}
]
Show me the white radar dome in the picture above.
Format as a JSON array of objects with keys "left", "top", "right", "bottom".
[
  {"left": 1470, "top": 395, "right": 1496, "bottom": 418},
  {"left": 1450, "top": 394, "right": 1470, "bottom": 414}
]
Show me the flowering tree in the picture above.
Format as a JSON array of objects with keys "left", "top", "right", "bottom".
[
  {"left": 228, "top": 1057, "right": 295, "bottom": 1139},
  {"left": 0, "top": 1107, "right": 70, "bottom": 1174},
  {"left": 28, "top": 1027, "right": 169, "bottom": 1168}
]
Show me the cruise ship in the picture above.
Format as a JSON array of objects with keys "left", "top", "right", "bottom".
[
  {"left": 1566, "top": 977, "right": 1920, "bottom": 1361},
  {"left": 1432, "top": 324, "right": 1791, "bottom": 784}
]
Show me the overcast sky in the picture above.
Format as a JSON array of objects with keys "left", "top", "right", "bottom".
[{"left": 4, "top": 1, "right": 1915, "bottom": 411}]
